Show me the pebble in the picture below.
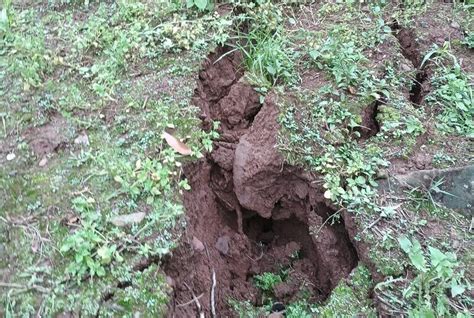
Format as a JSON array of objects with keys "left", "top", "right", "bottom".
[
  {"left": 165, "top": 276, "right": 175, "bottom": 288},
  {"left": 191, "top": 236, "right": 205, "bottom": 252},
  {"left": 6, "top": 153, "right": 15, "bottom": 161},
  {"left": 215, "top": 235, "right": 230, "bottom": 255},
  {"left": 74, "top": 134, "right": 89, "bottom": 146},
  {"left": 39, "top": 157, "right": 48, "bottom": 167}
]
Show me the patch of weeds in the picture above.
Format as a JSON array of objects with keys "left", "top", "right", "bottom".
[
  {"left": 232, "top": 1, "right": 298, "bottom": 88},
  {"left": 384, "top": 0, "right": 430, "bottom": 27},
  {"left": 405, "top": 180, "right": 455, "bottom": 219},
  {"left": 254, "top": 271, "right": 284, "bottom": 293},
  {"left": 278, "top": 90, "right": 388, "bottom": 213},
  {"left": 228, "top": 299, "right": 269, "bottom": 318},
  {"left": 314, "top": 265, "right": 375, "bottom": 317},
  {"left": 186, "top": 0, "right": 214, "bottom": 12},
  {"left": 278, "top": 5, "right": 425, "bottom": 213},
  {"left": 432, "top": 152, "right": 456, "bottom": 168},
  {"left": 285, "top": 301, "right": 314, "bottom": 318},
  {"left": 106, "top": 264, "right": 170, "bottom": 316},
  {"left": 0, "top": 8, "right": 55, "bottom": 90},
  {"left": 423, "top": 43, "right": 473, "bottom": 137},
  {"left": 236, "top": 28, "right": 297, "bottom": 88},
  {"left": 375, "top": 236, "right": 471, "bottom": 317}
]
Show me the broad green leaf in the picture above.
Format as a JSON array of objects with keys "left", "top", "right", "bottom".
[
  {"left": 451, "top": 281, "right": 466, "bottom": 297},
  {"left": 398, "top": 236, "right": 426, "bottom": 272},
  {"left": 194, "top": 0, "right": 208, "bottom": 10},
  {"left": 398, "top": 236, "right": 412, "bottom": 254},
  {"left": 428, "top": 246, "right": 446, "bottom": 267},
  {"left": 410, "top": 251, "right": 427, "bottom": 272}
]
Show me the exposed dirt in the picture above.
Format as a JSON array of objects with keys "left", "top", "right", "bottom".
[
  {"left": 23, "top": 114, "right": 69, "bottom": 157},
  {"left": 164, "top": 49, "right": 361, "bottom": 317}
]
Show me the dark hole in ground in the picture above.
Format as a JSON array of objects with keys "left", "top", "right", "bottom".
[
  {"left": 410, "top": 71, "right": 428, "bottom": 106},
  {"left": 163, "top": 46, "right": 360, "bottom": 317},
  {"left": 357, "top": 100, "right": 381, "bottom": 139}
]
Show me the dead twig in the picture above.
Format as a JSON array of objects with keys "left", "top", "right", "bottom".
[
  {"left": 183, "top": 282, "right": 204, "bottom": 318},
  {"left": 211, "top": 269, "right": 217, "bottom": 318},
  {"left": 176, "top": 293, "right": 204, "bottom": 308},
  {"left": 0, "top": 282, "right": 50, "bottom": 294}
]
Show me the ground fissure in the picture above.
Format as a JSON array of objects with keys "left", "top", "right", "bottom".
[
  {"left": 164, "top": 48, "right": 360, "bottom": 317},
  {"left": 391, "top": 22, "right": 430, "bottom": 106}
]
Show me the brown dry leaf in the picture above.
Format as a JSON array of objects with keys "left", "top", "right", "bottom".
[
  {"left": 31, "top": 238, "right": 40, "bottom": 253},
  {"left": 348, "top": 86, "right": 357, "bottom": 95},
  {"left": 109, "top": 212, "right": 146, "bottom": 227},
  {"left": 162, "top": 131, "right": 192, "bottom": 156}
]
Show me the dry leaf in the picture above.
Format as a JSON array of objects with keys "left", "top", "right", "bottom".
[
  {"left": 162, "top": 131, "right": 192, "bottom": 156},
  {"left": 109, "top": 212, "right": 146, "bottom": 227}
]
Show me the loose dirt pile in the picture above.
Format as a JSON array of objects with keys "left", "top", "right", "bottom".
[{"left": 164, "top": 49, "right": 361, "bottom": 317}]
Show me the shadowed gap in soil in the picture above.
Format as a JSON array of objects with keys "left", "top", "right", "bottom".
[
  {"left": 390, "top": 22, "right": 429, "bottom": 106},
  {"left": 163, "top": 47, "right": 360, "bottom": 317}
]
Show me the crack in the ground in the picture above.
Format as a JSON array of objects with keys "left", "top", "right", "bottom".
[
  {"left": 390, "top": 21, "right": 430, "bottom": 106},
  {"left": 163, "top": 47, "right": 361, "bottom": 317}
]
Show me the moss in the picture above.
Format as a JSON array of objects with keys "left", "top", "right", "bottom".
[{"left": 317, "top": 264, "right": 376, "bottom": 318}]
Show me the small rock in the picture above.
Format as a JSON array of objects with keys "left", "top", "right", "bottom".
[
  {"left": 38, "top": 157, "right": 48, "bottom": 167},
  {"left": 451, "top": 21, "right": 460, "bottom": 29},
  {"left": 215, "top": 235, "right": 230, "bottom": 255},
  {"left": 165, "top": 275, "right": 175, "bottom": 287},
  {"left": 74, "top": 133, "right": 89, "bottom": 146},
  {"left": 109, "top": 212, "right": 146, "bottom": 227},
  {"left": 452, "top": 240, "right": 460, "bottom": 249},
  {"left": 400, "top": 63, "right": 412, "bottom": 72},
  {"left": 376, "top": 169, "right": 389, "bottom": 179},
  {"left": 6, "top": 153, "right": 15, "bottom": 161},
  {"left": 192, "top": 236, "right": 205, "bottom": 252}
]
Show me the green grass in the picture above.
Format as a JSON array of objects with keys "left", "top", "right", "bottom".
[
  {"left": 424, "top": 45, "right": 474, "bottom": 137},
  {"left": 0, "top": 0, "right": 228, "bottom": 315}
]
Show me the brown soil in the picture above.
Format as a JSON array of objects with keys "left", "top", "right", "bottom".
[
  {"left": 164, "top": 48, "right": 360, "bottom": 317},
  {"left": 23, "top": 114, "right": 69, "bottom": 157}
]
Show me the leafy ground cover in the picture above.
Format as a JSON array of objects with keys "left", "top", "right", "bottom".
[{"left": 1, "top": 0, "right": 472, "bottom": 317}]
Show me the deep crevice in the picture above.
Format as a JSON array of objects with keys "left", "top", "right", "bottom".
[
  {"left": 164, "top": 47, "right": 362, "bottom": 317},
  {"left": 390, "top": 21, "right": 430, "bottom": 106},
  {"left": 357, "top": 100, "right": 381, "bottom": 140}
]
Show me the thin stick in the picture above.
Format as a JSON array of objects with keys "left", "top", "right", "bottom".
[
  {"left": 0, "top": 282, "right": 50, "bottom": 293},
  {"left": 211, "top": 269, "right": 217, "bottom": 318},
  {"left": 183, "top": 282, "right": 203, "bottom": 317},
  {"left": 176, "top": 294, "right": 204, "bottom": 308}
]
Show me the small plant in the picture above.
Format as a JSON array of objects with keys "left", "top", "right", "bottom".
[
  {"left": 60, "top": 197, "right": 123, "bottom": 278},
  {"left": 423, "top": 44, "right": 474, "bottom": 137},
  {"left": 186, "top": 0, "right": 213, "bottom": 11},
  {"left": 235, "top": 28, "right": 297, "bottom": 88},
  {"left": 397, "top": 236, "right": 470, "bottom": 316},
  {"left": 254, "top": 272, "right": 283, "bottom": 292}
]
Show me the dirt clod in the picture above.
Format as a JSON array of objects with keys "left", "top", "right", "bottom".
[{"left": 192, "top": 237, "right": 205, "bottom": 252}]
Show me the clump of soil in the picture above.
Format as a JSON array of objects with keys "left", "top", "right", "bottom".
[{"left": 164, "top": 48, "right": 360, "bottom": 317}]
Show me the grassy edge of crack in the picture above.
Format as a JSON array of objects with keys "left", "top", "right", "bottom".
[{"left": 1, "top": 1, "right": 229, "bottom": 316}]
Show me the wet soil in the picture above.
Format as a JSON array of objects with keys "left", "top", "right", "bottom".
[{"left": 164, "top": 48, "right": 360, "bottom": 317}]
